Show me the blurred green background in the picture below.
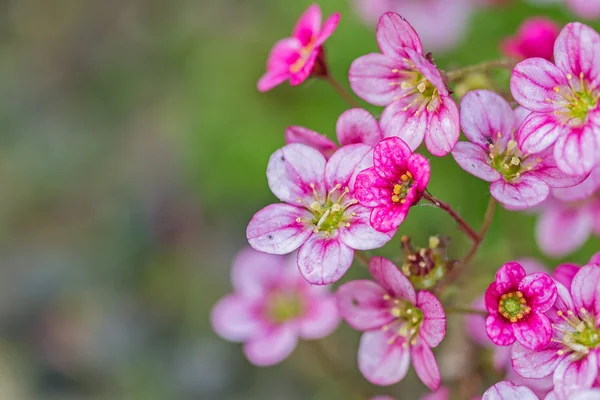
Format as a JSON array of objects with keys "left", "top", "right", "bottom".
[{"left": 1, "top": 0, "right": 599, "bottom": 399}]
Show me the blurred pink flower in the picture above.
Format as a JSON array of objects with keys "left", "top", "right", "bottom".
[
  {"left": 211, "top": 248, "right": 340, "bottom": 366},
  {"left": 482, "top": 381, "right": 538, "bottom": 399},
  {"left": 247, "top": 144, "right": 394, "bottom": 285},
  {"left": 337, "top": 257, "right": 446, "bottom": 389},
  {"left": 354, "top": 137, "right": 430, "bottom": 232},
  {"left": 566, "top": 0, "right": 600, "bottom": 19},
  {"left": 501, "top": 17, "right": 560, "bottom": 61},
  {"left": 257, "top": 4, "right": 340, "bottom": 91},
  {"left": 349, "top": 12, "right": 459, "bottom": 156},
  {"left": 420, "top": 387, "right": 450, "bottom": 400}
]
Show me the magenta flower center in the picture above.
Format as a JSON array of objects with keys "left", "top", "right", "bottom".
[
  {"left": 488, "top": 138, "right": 541, "bottom": 181},
  {"left": 265, "top": 291, "right": 304, "bottom": 324},
  {"left": 498, "top": 290, "right": 531, "bottom": 323},
  {"left": 296, "top": 183, "right": 358, "bottom": 236},
  {"left": 390, "top": 66, "right": 441, "bottom": 116},
  {"left": 290, "top": 37, "right": 316, "bottom": 74},
  {"left": 391, "top": 171, "right": 413, "bottom": 204},
  {"left": 381, "top": 293, "right": 424, "bottom": 346},
  {"left": 551, "top": 72, "right": 600, "bottom": 124},
  {"left": 554, "top": 309, "right": 600, "bottom": 358}
]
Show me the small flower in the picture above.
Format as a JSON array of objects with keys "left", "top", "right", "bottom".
[
  {"left": 284, "top": 108, "right": 384, "bottom": 159},
  {"left": 535, "top": 166, "right": 600, "bottom": 257},
  {"left": 211, "top": 248, "right": 340, "bottom": 366},
  {"left": 349, "top": 12, "right": 460, "bottom": 156},
  {"left": 452, "top": 90, "right": 585, "bottom": 210},
  {"left": 399, "top": 235, "right": 456, "bottom": 290},
  {"left": 482, "top": 381, "right": 539, "bottom": 400},
  {"left": 257, "top": 4, "right": 340, "bottom": 92},
  {"left": 354, "top": 137, "right": 430, "bottom": 232},
  {"left": 337, "top": 257, "right": 446, "bottom": 389},
  {"left": 485, "top": 262, "right": 557, "bottom": 350},
  {"left": 511, "top": 22, "right": 600, "bottom": 176},
  {"left": 501, "top": 17, "right": 560, "bottom": 61},
  {"left": 566, "top": 0, "right": 600, "bottom": 19},
  {"left": 512, "top": 264, "right": 600, "bottom": 398},
  {"left": 246, "top": 144, "right": 394, "bottom": 285}
]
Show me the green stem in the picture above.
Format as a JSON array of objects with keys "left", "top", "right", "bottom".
[
  {"left": 446, "top": 59, "right": 515, "bottom": 82},
  {"left": 324, "top": 74, "right": 362, "bottom": 108},
  {"left": 423, "top": 191, "right": 479, "bottom": 243},
  {"left": 354, "top": 250, "right": 370, "bottom": 268}
]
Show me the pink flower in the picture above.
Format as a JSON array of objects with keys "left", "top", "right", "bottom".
[
  {"left": 485, "top": 262, "right": 557, "bottom": 350},
  {"left": 512, "top": 264, "right": 600, "bottom": 398},
  {"left": 348, "top": 12, "right": 460, "bottom": 156},
  {"left": 246, "top": 144, "right": 394, "bottom": 285},
  {"left": 482, "top": 381, "right": 538, "bottom": 400},
  {"left": 535, "top": 166, "right": 600, "bottom": 257},
  {"left": 257, "top": 4, "right": 340, "bottom": 92},
  {"left": 210, "top": 248, "right": 340, "bottom": 366},
  {"left": 566, "top": 0, "right": 600, "bottom": 19},
  {"left": 452, "top": 90, "right": 584, "bottom": 210},
  {"left": 553, "top": 252, "right": 600, "bottom": 289},
  {"left": 354, "top": 137, "right": 430, "bottom": 232},
  {"left": 285, "top": 108, "right": 384, "bottom": 159},
  {"left": 420, "top": 387, "right": 450, "bottom": 400},
  {"left": 511, "top": 23, "right": 600, "bottom": 176},
  {"left": 337, "top": 257, "right": 446, "bottom": 389},
  {"left": 501, "top": 17, "right": 560, "bottom": 61}
]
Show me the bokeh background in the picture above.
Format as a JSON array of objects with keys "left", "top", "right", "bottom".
[{"left": 2, "top": 0, "right": 599, "bottom": 399}]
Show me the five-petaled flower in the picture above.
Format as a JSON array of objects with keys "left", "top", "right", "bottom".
[
  {"left": 337, "top": 257, "right": 446, "bottom": 389},
  {"left": 211, "top": 248, "right": 340, "bottom": 366},
  {"left": 246, "top": 143, "right": 394, "bottom": 285},
  {"left": 511, "top": 22, "right": 600, "bottom": 176},
  {"left": 257, "top": 4, "right": 340, "bottom": 92},
  {"left": 452, "top": 90, "right": 585, "bottom": 210},
  {"left": 354, "top": 137, "right": 430, "bottom": 232},
  {"left": 349, "top": 12, "right": 459, "bottom": 156},
  {"left": 485, "top": 262, "right": 557, "bottom": 350}
]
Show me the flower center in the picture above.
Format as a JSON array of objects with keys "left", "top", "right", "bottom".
[
  {"left": 554, "top": 309, "right": 600, "bottom": 358},
  {"left": 551, "top": 73, "right": 600, "bottom": 124},
  {"left": 401, "top": 236, "right": 448, "bottom": 290},
  {"left": 390, "top": 65, "right": 441, "bottom": 116},
  {"left": 296, "top": 183, "right": 358, "bottom": 236},
  {"left": 380, "top": 294, "right": 424, "bottom": 346},
  {"left": 498, "top": 291, "right": 531, "bottom": 323},
  {"left": 391, "top": 172, "right": 413, "bottom": 204},
  {"left": 488, "top": 138, "right": 541, "bottom": 181},
  {"left": 265, "top": 291, "right": 304, "bottom": 324},
  {"left": 290, "top": 37, "right": 316, "bottom": 74}
]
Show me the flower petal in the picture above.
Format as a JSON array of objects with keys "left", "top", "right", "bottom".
[
  {"left": 517, "top": 112, "right": 567, "bottom": 155},
  {"left": 336, "top": 108, "right": 383, "bottom": 147},
  {"left": 548, "top": 281, "right": 575, "bottom": 324},
  {"left": 518, "top": 272, "right": 557, "bottom": 313},
  {"left": 373, "top": 136, "right": 412, "bottom": 180},
  {"left": 486, "top": 314, "right": 517, "bottom": 346},
  {"left": 369, "top": 256, "right": 417, "bottom": 303},
  {"left": 512, "top": 341, "right": 563, "bottom": 379},
  {"left": 258, "top": 71, "right": 290, "bottom": 92},
  {"left": 299, "top": 294, "right": 340, "bottom": 340},
  {"left": 336, "top": 280, "right": 394, "bottom": 331},
  {"left": 482, "top": 381, "right": 538, "bottom": 400},
  {"left": 553, "top": 123, "right": 600, "bottom": 176},
  {"left": 325, "top": 144, "right": 372, "bottom": 191},
  {"left": 553, "top": 263, "right": 580, "bottom": 289},
  {"left": 553, "top": 165, "right": 600, "bottom": 202},
  {"left": 536, "top": 202, "right": 593, "bottom": 257},
  {"left": 358, "top": 330, "right": 410, "bottom": 386},
  {"left": 267, "top": 144, "right": 327, "bottom": 204},
  {"left": 570, "top": 389, "right": 600, "bottom": 400},
  {"left": 411, "top": 340, "right": 441, "bottom": 390},
  {"left": 554, "top": 22, "right": 600, "bottom": 89},
  {"left": 314, "top": 12, "right": 340, "bottom": 47},
  {"left": 510, "top": 57, "right": 568, "bottom": 112},
  {"left": 211, "top": 295, "right": 262, "bottom": 342},
  {"left": 297, "top": 235, "right": 353, "bottom": 285},
  {"left": 425, "top": 96, "right": 460, "bottom": 156},
  {"left": 339, "top": 205, "right": 395, "bottom": 250},
  {"left": 465, "top": 295, "right": 493, "bottom": 347},
  {"left": 247, "top": 204, "right": 312, "bottom": 254},
  {"left": 571, "top": 264, "right": 600, "bottom": 320},
  {"left": 460, "top": 90, "right": 516, "bottom": 147},
  {"left": 265, "top": 38, "right": 302, "bottom": 72},
  {"left": 513, "top": 313, "right": 553, "bottom": 350},
  {"left": 243, "top": 324, "right": 299, "bottom": 366},
  {"left": 231, "top": 247, "right": 285, "bottom": 298},
  {"left": 496, "top": 262, "right": 527, "bottom": 292},
  {"left": 371, "top": 203, "right": 411, "bottom": 233},
  {"left": 452, "top": 142, "right": 501, "bottom": 182},
  {"left": 553, "top": 352, "right": 599, "bottom": 399},
  {"left": 349, "top": 53, "right": 405, "bottom": 106},
  {"left": 292, "top": 4, "right": 321, "bottom": 46},
  {"left": 407, "top": 153, "right": 431, "bottom": 191},
  {"left": 284, "top": 126, "right": 337, "bottom": 159},
  {"left": 376, "top": 12, "right": 423, "bottom": 58},
  {"left": 355, "top": 167, "right": 392, "bottom": 208},
  {"left": 380, "top": 101, "right": 428, "bottom": 151},
  {"left": 490, "top": 175, "right": 549, "bottom": 210},
  {"left": 417, "top": 291, "right": 446, "bottom": 348}
]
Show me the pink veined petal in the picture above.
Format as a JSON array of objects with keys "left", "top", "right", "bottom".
[
  {"left": 553, "top": 165, "right": 600, "bottom": 201},
  {"left": 553, "top": 263, "right": 580, "bottom": 289},
  {"left": 371, "top": 202, "right": 411, "bottom": 233},
  {"left": 373, "top": 136, "right": 412, "bottom": 180},
  {"left": 460, "top": 90, "right": 516, "bottom": 147},
  {"left": 411, "top": 340, "right": 441, "bottom": 390},
  {"left": 485, "top": 281, "right": 503, "bottom": 313},
  {"left": 325, "top": 144, "right": 372, "bottom": 191},
  {"left": 482, "top": 381, "right": 538, "bottom": 400},
  {"left": 258, "top": 71, "right": 291, "bottom": 92},
  {"left": 506, "top": 368, "right": 555, "bottom": 399},
  {"left": 554, "top": 124, "right": 600, "bottom": 176},
  {"left": 570, "top": 388, "right": 600, "bottom": 400},
  {"left": 284, "top": 126, "right": 337, "bottom": 159},
  {"left": 231, "top": 247, "right": 285, "bottom": 298},
  {"left": 566, "top": 0, "right": 600, "bottom": 20},
  {"left": 571, "top": 264, "right": 600, "bottom": 320},
  {"left": 490, "top": 175, "right": 550, "bottom": 210},
  {"left": 211, "top": 295, "right": 262, "bottom": 342},
  {"left": 247, "top": 204, "right": 313, "bottom": 254},
  {"left": 243, "top": 324, "right": 299, "bottom": 366},
  {"left": 452, "top": 142, "right": 501, "bottom": 182},
  {"left": 518, "top": 272, "right": 557, "bottom": 313},
  {"left": 510, "top": 57, "right": 569, "bottom": 112},
  {"left": 265, "top": 37, "right": 303, "bottom": 72},
  {"left": 369, "top": 256, "right": 417, "bottom": 303},
  {"left": 486, "top": 314, "right": 517, "bottom": 346},
  {"left": 407, "top": 153, "right": 431, "bottom": 191},
  {"left": 517, "top": 112, "right": 568, "bottom": 155},
  {"left": 554, "top": 22, "right": 600, "bottom": 89},
  {"left": 267, "top": 144, "right": 327, "bottom": 204},
  {"left": 336, "top": 108, "right": 383, "bottom": 147},
  {"left": 349, "top": 53, "right": 406, "bottom": 106},
  {"left": 417, "top": 291, "right": 446, "bottom": 348},
  {"left": 299, "top": 294, "right": 340, "bottom": 340},
  {"left": 535, "top": 202, "right": 593, "bottom": 257},
  {"left": 354, "top": 167, "right": 393, "bottom": 208},
  {"left": 425, "top": 96, "right": 460, "bottom": 156},
  {"left": 406, "top": 48, "right": 447, "bottom": 95},
  {"left": 376, "top": 12, "right": 423, "bottom": 58},
  {"left": 380, "top": 101, "right": 428, "bottom": 151},
  {"left": 336, "top": 280, "right": 394, "bottom": 331},
  {"left": 292, "top": 4, "right": 322, "bottom": 46},
  {"left": 529, "top": 146, "right": 589, "bottom": 188},
  {"left": 513, "top": 313, "right": 553, "bottom": 350},
  {"left": 358, "top": 330, "right": 411, "bottom": 386},
  {"left": 553, "top": 352, "right": 599, "bottom": 399},
  {"left": 496, "top": 262, "right": 527, "bottom": 292},
  {"left": 515, "top": 106, "right": 532, "bottom": 126},
  {"left": 314, "top": 12, "right": 341, "bottom": 47},
  {"left": 339, "top": 204, "right": 395, "bottom": 250},
  {"left": 512, "top": 341, "right": 563, "bottom": 379},
  {"left": 548, "top": 281, "right": 575, "bottom": 324},
  {"left": 297, "top": 235, "right": 354, "bottom": 285}
]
